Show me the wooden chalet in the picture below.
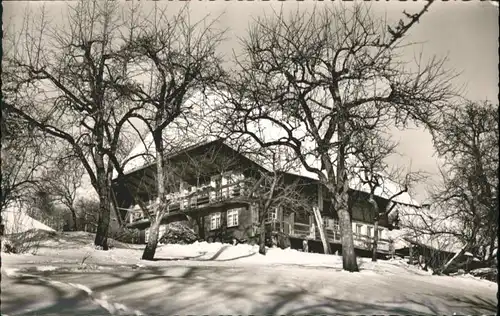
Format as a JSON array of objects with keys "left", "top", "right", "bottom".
[{"left": 112, "top": 139, "right": 412, "bottom": 256}]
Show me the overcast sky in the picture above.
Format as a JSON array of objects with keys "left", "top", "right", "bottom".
[{"left": 5, "top": 1, "right": 498, "bottom": 202}]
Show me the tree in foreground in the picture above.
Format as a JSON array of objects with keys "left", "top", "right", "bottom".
[
  {"left": 221, "top": 0, "right": 456, "bottom": 271},
  {"left": 353, "top": 129, "right": 425, "bottom": 261},
  {"left": 0, "top": 106, "right": 54, "bottom": 213},
  {"left": 3, "top": 0, "right": 142, "bottom": 249},
  {"left": 114, "top": 3, "right": 225, "bottom": 260},
  {"left": 428, "top": 100, "right": 498, "bottom": 272},
  {"left": 235, "top": 147, "right": 316, "bottom": 255}
]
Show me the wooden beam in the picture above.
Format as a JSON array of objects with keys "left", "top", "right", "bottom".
[{"left": 318, "top": 183, "right": 323, "bottom": 212}]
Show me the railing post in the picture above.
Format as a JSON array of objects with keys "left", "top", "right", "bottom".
[{"left": 310, "top": 223, "right": 315, "bottom": 239}]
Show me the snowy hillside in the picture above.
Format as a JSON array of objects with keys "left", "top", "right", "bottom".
[
  {"left": 2, "top": 202, "right": 55, "bottom": 235},
  {"left": 1, "top": 232, "right": 496, "bottom": 316}
]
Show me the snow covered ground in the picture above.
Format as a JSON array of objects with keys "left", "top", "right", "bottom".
[{"left": 1, "top": 232, "right": 497, "bottom": 315}]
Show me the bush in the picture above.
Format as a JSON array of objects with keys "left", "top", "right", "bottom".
[
  {"left": 159, "top": 222, "right": 198, "bottom": 245},
  {"left": 2, "top": 237, "right": 17, "bottom": 253},
  {"left": 267, "top": 231, "right": 291, "bottom": 249},
  {"left": 470, "top": 267, "right": 498, "bottom": 283},
  {"left": 2, "top": 229, "right": 58, "bottom": 254}
]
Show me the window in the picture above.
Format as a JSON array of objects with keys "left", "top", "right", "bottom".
[
  {"left": 332, "top": 219, "right": 340, "bottom": 231},
  {"left": 378, "top": 228, "right": 384, "bottom": 240},
  {"left": 268, "top": 208, "right": 278, "bottom": 222},
  {"left": 210, "top": 212, "right": 221, "bottom": 230},
  {"left": 331, "top": 219, "right": 340, "bottom": 240},
  {"left": 366, "top": 226, "right": 373, "bottom": 237},
  {"left": 327, "top": 219, "right": 335, "bottom": 229},
  {"left": 295, "top": 211, "right": 309, "bottom": 224},
  {"left": 227, "top": 209, "right": 239, "bottom": 227},
  {"left": 355, "top": 224, "right": 362, "bottom": 236}
]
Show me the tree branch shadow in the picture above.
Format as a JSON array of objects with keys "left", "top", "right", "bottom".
[{"left": 3, "top": 264, "right": 497, "bottom": 316}]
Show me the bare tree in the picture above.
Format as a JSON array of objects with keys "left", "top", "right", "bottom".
[
  {"left": 220, "top": 1, "right": 454, "bottom": 271},
  {"left": 75, "top": 198, "right": 101, "bottom": 234},
  {"left": 242, "top": 149, "right": 315, "bottom": 255},
  {"left": 1, "top": 107, "right": 54, "bottom": 212},
  {"left": 352, "top": 130, "right": 425, "bottom": 261},
  {"left": 37, "top": 152, "right": 85, "bottom": 231},
  {"left": 3, "top": 1, "right": 147, "bottom": 249},
  {"left": 126, "top": 139, "right": 317, "bottom": 257},
  {"left": 113, "top": 3, "right": 226, "bottom": 260},
  {"left": 25, "top": 188, "right": 66, "bottom": 232},
  {"left": 428, "top": 100, "right": 498, "bottom": 272},
  {"left": 194, "top": 141, "right": 325, "bottom": 255}
]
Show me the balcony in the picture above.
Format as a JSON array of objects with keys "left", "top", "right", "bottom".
[
  {"left": 125, "top": 180, "right": 249, "bottom": 224},
  {"left": 283, "top": 220, "right": 392, "bottom": 253}
]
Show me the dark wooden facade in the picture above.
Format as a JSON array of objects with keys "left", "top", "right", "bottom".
[{"left": 112, "top": 139, "right": 400, "bottom": 254}]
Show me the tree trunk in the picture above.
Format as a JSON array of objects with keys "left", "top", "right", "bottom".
[
  {"left": 368, "top": 194, "right": 380, "bottom": 262},
  {"left": 259, "top": 223, "right": 266, "bottom": 255},
  {"left": 312, "top": 206, "right": 331, "bottom": 254},
  {"left": 372, "top": 220, "right": 379, "bottom": 262},
  {"left": 94, "top": 168, "right": 110, "bottom": 250},
  {"left": 334, "top": 190, "right": 359, "bottom": 272},
  {"left": 84, "top": 212, "right": 88, "bottom": 232},
  {"left": 94, "top": 201, "right": 110, "bottom": 249},
  {"left": 142, "top": 215, "right": 161, "bottom": 260},
  {"left": 409, "top": 243, "right": 414, "bottom": 264},
  {"left": 69, "top": 206, "right": 78, "bottom": 231},
  {"left": 333, "top": 115, "right": 359, "bottom": 272},
  {"left": 338, "top": 208, "right": 358, "bottom": 271},
  {"left": 259, "top": 206, "right": 266, "bottom": 255},
  {"left": 196, "top": 216, "right": 205, "bottom": 240},
  {"left": 435, "top": 243, "right": 468, "bottom": 275},
  {"left": 487, "top": 230, "right": 496, "bottom": 265},
  {"left": 141, "top": 116, "right": 167, "bottom": 261}
]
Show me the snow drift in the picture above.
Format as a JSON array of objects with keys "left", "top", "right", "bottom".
[{"left": 2, "top": 202, "right": 55, "bottom": 235}]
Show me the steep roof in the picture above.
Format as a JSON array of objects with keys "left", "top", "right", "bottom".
[
  {"left": 120, "top": 133, "right": 421, "bottom": 207},
  {"left": 116, "top": 90, "right": 420, "bottom": 207}
]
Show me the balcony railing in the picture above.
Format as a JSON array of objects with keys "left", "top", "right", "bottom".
[
  {"left": 126, "top": 180, "right": 249, "bottom": 223},
  {"left": 292, "top": 222, "right": 314, "bottom": 238},
  {"left": 281, "top": 220, "right": 391, "bottom": 253}
]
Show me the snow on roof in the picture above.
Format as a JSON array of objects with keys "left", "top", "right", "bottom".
[
  {"left": 116, "top": 126, "right": 217, "bottom": 177},
  {"left": 114, "top": 90, "right": 222, "bottom": 178},
  {"left": 278, "top": 162, "right": 420, "bottom": 207},
  {"left": 117, "top": 90, "right": 420, "bottom": 207},
  {"left": 349, "top": 174, "right": 420, "bottom": 207},
  {"left": 121, "top": 135, "right": 421, "bottom": 208},
  {"left": 2, "top": 202, "right": 55, "bottom": 235}
]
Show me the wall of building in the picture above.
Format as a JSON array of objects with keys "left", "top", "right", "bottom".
[{"left": 191, "top": 204, "right": 256, "bottom": 243}]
